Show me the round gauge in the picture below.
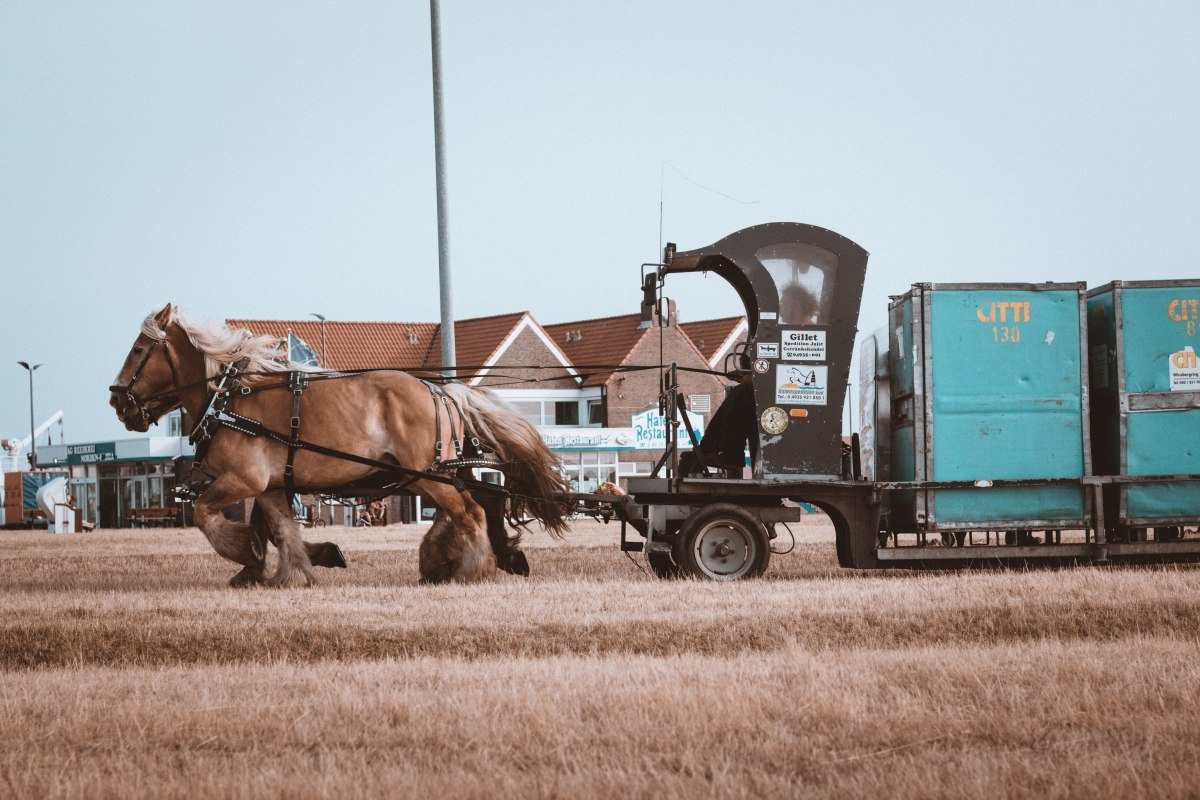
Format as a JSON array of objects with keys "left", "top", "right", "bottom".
[{"left": 760, "top": 406, "right": 789, "bottom": 435}]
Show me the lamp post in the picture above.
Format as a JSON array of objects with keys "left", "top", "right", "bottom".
[
  {"left": 309, "top": 313, "right": 327, "bottom": 368},
  {"left": 17, "top": 361, "right": 41, "bottom": 469},
  {"left": 430, "top": 0, "right": 456, "bottom": 377}
]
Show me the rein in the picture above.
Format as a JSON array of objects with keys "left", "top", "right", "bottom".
[{"left": 170, "top": 357, "right": 722, "bottom": 511}]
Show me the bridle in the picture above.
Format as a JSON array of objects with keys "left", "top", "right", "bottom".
[{"left": 108, "top": 337, "right": 182, "bottom": 425}]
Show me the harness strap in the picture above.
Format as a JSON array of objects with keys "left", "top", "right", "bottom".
[
  {"left": 192, "top": 371, "right": 503, "bottom": 498},
  {"left": 207, "top": 409, "right": 496, "bottom": 495},
  {"left": 283, "top": 371, "right": 308, "bottom": 501},
  {"left": 441, "top": 390, "right": 484, "bottom": 457},
  {"left": 423, "top": 381, "right": 445, "bottom": 468},
  {"left": 441, "top": 394, "right": 463, "bottom": 456}
]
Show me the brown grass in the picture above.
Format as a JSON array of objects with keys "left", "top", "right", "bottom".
[{"left": 2, "top": 518, "right": 1199, "bottom": 798}]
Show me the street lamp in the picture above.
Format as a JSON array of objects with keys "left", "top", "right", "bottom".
[
  {"left": 309, "top": 313, "right": 327, "bottom": 368},
  {"left": 17, "top": 361, "right": 41, "bottom": 469}
]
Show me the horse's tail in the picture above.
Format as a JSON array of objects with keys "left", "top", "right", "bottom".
[{"left": 443, "top": 382, "right": 571, "bottom": 537}]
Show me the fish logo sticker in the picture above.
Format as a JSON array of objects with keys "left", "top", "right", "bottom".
[{"left": 776, "top": 365, "right": 827, "bottom": 406}]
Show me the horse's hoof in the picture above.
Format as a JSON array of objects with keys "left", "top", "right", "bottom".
[
  {"left": 228, "top": 566, "right": 266, "bottom": 588},
  {"left": 306, "top": 542, "right": 348, "bottom": 569},
  {"left": 499, "top": 550, "right": 530, "bottom": 577},
  {"left": 419, "top": 563, "right": 455, "bottom": 585}
]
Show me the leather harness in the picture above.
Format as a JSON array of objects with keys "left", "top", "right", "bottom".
[{"left": 186, "top": 359, "right": 502, "bottom": 502}]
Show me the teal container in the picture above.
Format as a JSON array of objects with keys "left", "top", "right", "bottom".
[
  {"left": 1087, "top": 280, "right": 1200, "bottom": 528},
  {"left": 887, "top": 283, "right": 1090, "bottom": 531}
]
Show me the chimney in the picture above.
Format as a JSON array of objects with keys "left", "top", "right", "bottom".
[{"left": 639, "top": 280, "right": 677, "bottom": 328}]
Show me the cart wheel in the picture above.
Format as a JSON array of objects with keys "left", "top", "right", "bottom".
[
  {"left": 313, "top": 518, "right": 327, "bottom": 528},
  {"left": 674, "top": 504, "right": 770, "bottom": 581},
  {"left": 647, "top": 550, "right": 681, "bottom": 579}
]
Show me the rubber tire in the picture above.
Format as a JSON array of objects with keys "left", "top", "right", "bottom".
[
  {"left": 647, "top": 550, "right": 681, "bottom": 579},
  {"left": 674, "top": 504, "right": 770, "bottom": 581}
]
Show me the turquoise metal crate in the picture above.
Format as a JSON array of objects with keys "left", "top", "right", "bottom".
[
  {"left": 886, "top": 283, "right": 1091, "bottom": 531},
  {"left": 1087, "top": 280, "right": 1200, "bottom": 529}
]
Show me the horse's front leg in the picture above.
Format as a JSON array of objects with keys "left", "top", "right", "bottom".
[
  {"left": 254, "top": 491, "right": 316, "bottom": 588},
  {"left": 194, "top": 473, "right": 269, "bottom": 586}
]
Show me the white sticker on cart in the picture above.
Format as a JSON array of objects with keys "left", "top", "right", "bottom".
[
  {"left": 757, "top": 342, "right": 779, "bottom": 358},
  {"left": 776, "top": 365, "right": 827, "bottom": 406},
  {"left": 781, "top": 330, "right": 826, "bottom": 361},
  {"left": 1170, "top": 346, "right": 1200, "bottom": 391}
]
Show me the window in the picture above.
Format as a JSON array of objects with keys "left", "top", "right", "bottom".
[
  {"left": 560, "top": 451, "right": 618, "bottom": 493},
  {"left": 554, "top": 401, "right": 579, "bottom": 426},
  {"left": 510, "top": 401, "right": 544, "bottom": 426},
  {"left": 688, "top": 395, "right": 711, "bottom": 413},
  {"left": 587, "top": 399, "right": 604, "bottom": 426},
  {"left": 757, "top": 242, "right": 839, "bottom": 325}
]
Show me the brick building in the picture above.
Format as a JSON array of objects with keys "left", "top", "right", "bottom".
[{"left": 544, "top": 298, "right": 732, "bottom": 480}]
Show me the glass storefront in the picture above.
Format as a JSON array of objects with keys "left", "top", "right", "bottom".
[
  {"left": 96, "top": 461, "right": 178, "bottom": 527},
  {"left": 560, "top": 450, "right": 618, "bottom": 493}
]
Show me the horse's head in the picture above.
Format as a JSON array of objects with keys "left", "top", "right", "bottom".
[{"left": 109, "top": 303, "right": 185, "bottom": 432}]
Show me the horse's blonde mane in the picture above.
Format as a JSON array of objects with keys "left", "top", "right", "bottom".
[{"left": 142, "top": 303, "right": 322, "bottom": 386}]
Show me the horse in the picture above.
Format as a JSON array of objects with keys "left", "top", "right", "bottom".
[{"left": 109, "top": 303, "right": 570, "bottom": 587}]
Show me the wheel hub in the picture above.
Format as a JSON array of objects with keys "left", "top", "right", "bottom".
[{"left": 694, "top": 523, "right": 751, "bottom": 578}]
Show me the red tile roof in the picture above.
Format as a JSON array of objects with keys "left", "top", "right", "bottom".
[
  {"left": 228, "top": 313, "right": 527, "bottom": 379},
  {"left": 679, "top": 315, "right": 748, "bottom": 366},
  {"left": 228, "top": 312, "right": 738, "bottom": 387},
  {"left": 423, "top": 312, "right": 530, "bottom": 378},
  {"left": 227, "top": 319, "right": 437, "bottom": 371},
  {"left": 542, "top": 313, "right": 651, "bottom": 386}
]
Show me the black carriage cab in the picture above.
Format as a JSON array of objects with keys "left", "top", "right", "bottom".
[{"left": 654, "top": 222, "right": 869, "bottom": 480}]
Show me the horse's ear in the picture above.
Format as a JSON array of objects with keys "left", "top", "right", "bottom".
[{"left": 153, "top": 303, "right": 173, "bottom": 327}]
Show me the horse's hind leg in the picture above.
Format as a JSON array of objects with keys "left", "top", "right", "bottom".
[
  {"left": 255, "top": 491, "right": 316, "bottom": 588},
  {"left": 417, "top": 482, "right": 493, "bottom": 584},
  {"left": 195, "top": 474, "right": 269, "bottom": 586}
]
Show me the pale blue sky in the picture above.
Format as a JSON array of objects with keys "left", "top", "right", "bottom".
[{"left": 2, "top": 1, "right": 1198, "bottom": 443}]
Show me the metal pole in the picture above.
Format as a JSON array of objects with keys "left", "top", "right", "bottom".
[
  {"left": 17, "top": 361, "right": 40, "bottom": 469},
  {"left": 430, "top": 0, "right": 455, "bottom": 378}
]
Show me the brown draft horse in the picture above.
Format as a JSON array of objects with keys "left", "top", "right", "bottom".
[{"left": 109, "top": 304, "right": 570, "bottom": 587}]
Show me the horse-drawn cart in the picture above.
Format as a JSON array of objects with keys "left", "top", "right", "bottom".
[
  {"left": 109, "top": 222, "right": 1199, "bottom": 586},
  {"left": 597, "top": 224, "right": 1200, "bottom": 580}
]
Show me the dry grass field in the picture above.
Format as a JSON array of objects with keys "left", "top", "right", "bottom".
[{"left": 2, "top": 515, "right": 1200, "bottom": 799}]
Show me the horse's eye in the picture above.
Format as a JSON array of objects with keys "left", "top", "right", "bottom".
[{"left": 132, "top": 346, "right": 145, "bottom": 355}]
